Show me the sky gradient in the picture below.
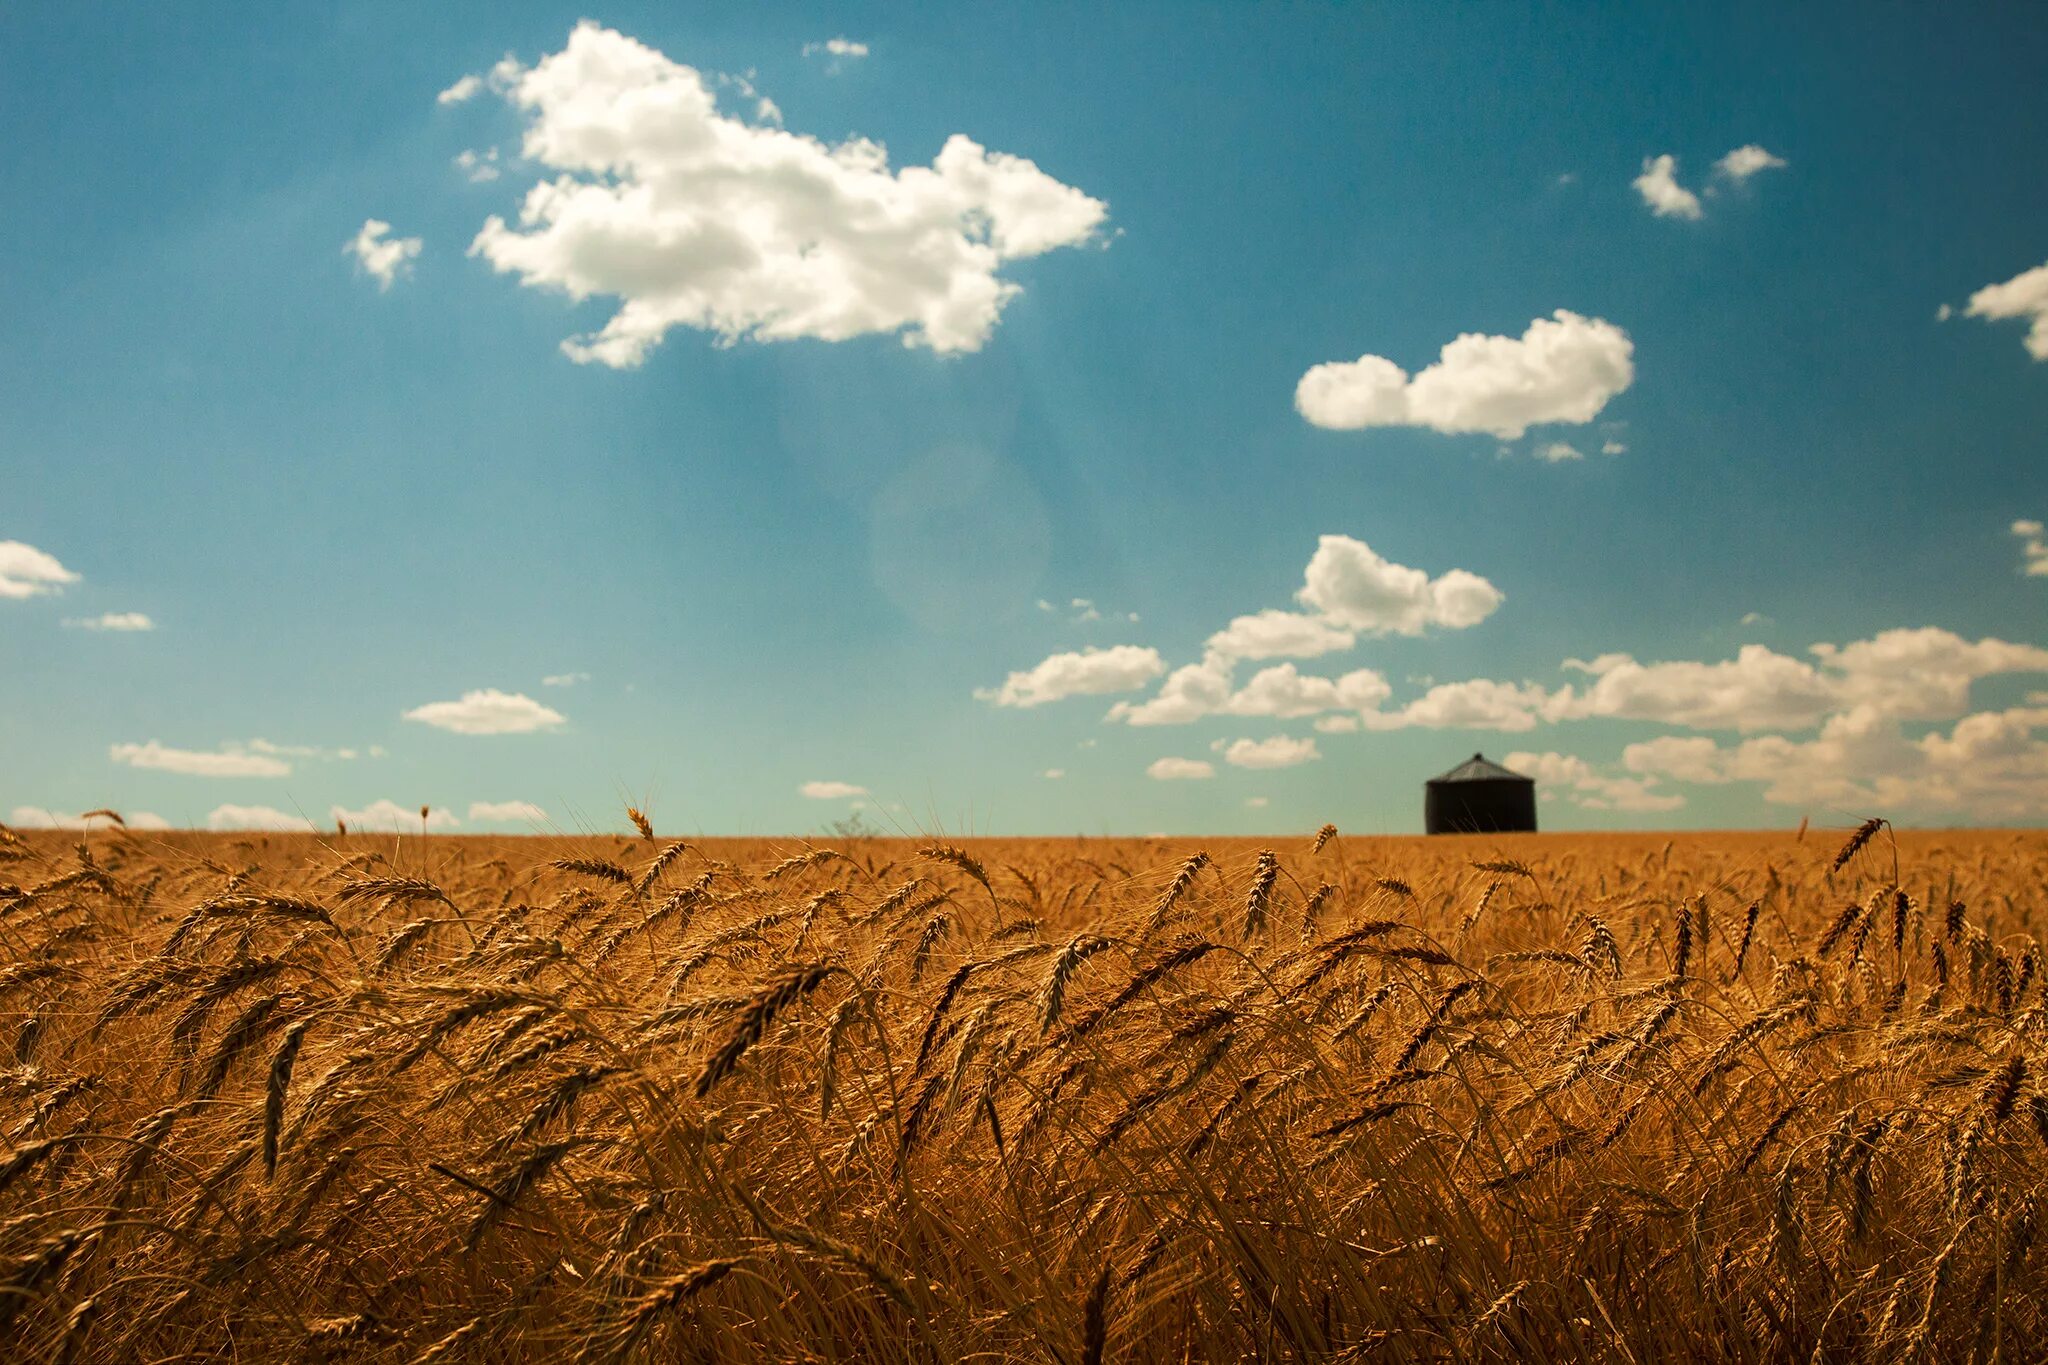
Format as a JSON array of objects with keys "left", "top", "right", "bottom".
[{"left": 5, "top": 3, "right": 2047, "bottom": 836}]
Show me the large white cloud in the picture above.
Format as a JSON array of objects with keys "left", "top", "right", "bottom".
[
  {"left": 1402, "top": 629, "right": 2048, "bottom": 736},
  {"left": 1205, "top": 609, "right": 1354, "bottom": 661},
  {"left": 11, "top": 807, "right": 170, "bottom": 831},
  {"left": 334, "top": 800, "right": 460, "bottom": 832},
  {"left": 1108, "top": 659, "right": 1392, "bottom": 726},
  {"left": 1218, "top": 735, "right": 1320, "bottom": 769},
  {"left": 1964, "top": 260, "right": 2048, "bottom": 361},
  {"left": 403, "top": 689, "right": 566, "bottom": 735},
  {"left": 464, "top": 23, "right": 1106, "bottom": 366},
  {"left": 1505, "top": 750, "right": 1685, "bottom": 813},
  {"left": 1624, "top": 705, "right": 2048, "bottom": 820},
  {"left": 0, "top": 540, "right": 80, "bottom": 599},
  {"left": 469, "top": 800, "right": 549, "bottom": 823},
  {"left": 1552, "top": 646, "right": 1839, "bottom": 732},
  {"left": 1362, "top": 679, "right": 1559, "bottom": 732},
  {"left": 1094, "top": 535, "right": 1485, "bottom": 726},
  {"left": 110, "top": 741, "right": 291, "bottom": 778},
  {"left": 1633, "top": 154, "right": 1702, "bottom": 219},
  {"left": 1295, "top": 311, "right": 1634, "bottom": 440},
  {"left": 207, "top": 804, "right": 317, "bottom": 832},
  {"left": 977, "top": 646, "right": 1165, "bottom": 708},
  {"left": 1296, "top": 535, "right": 1504, "bottom": 634},
  {"left": 346, "top": 219, "right": 422, "bottom": 290}
]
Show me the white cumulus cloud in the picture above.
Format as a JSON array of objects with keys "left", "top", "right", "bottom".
[
  {"left": 1963, "top": 260, "right": 2048, "bottom": 360},
  {"left": 1296, "top": 534, "right": 1504, "bottom": 635},
  {"left": 64, "top": 612, "right": 154, "bottom": 631},
  {"left": 1296, "top": 310, "right": 1634, "bottom": 440},
  {"left": 110, "top": 741, "right": 291, "bottom": 778},
  {"left": 403, "top": 689, "right": 566, "bottom": 735},
  {"left": 469, "top": 800, "right": 549, "bottom": 823},
  {"left": 0, "top": 540, "right": 80, "bottom": 599},
  {"left": 1146, "top": 757, "right": 1215, "bottom": 780},
  {"left": 977, "top": 645, "right": 1165, "bottom": 708},
  {"left": 1715, "top": 144, "right": 1787, "bottom": 182},
  {"left": 207, "top": 804, "right": 316, "bottom": 832},
  {"left": 438, "top": 73, "right": 484, "bottom": 105},
  {"left": 1633, "top": 154, "right": 1702, "bottom": 219},
  {"left": 1505, "top": 750, "right": 1685, "bottom": 813},
  {"left": 1362, "top": 679, "right": 1559, "bottom": 732},
  {"left": 1623, "top": 705, "right": 2048, "bottom": 820},
  {"left": 10, "top": 807, "right": 170, "bottom": 830},
  {"left": 465, "top": 23, "right": 1107, "bottom": 366},
  {"left": 1205, "top": 609, "right": 1355, "bottom": 661},
  {"left": 800, "top": 780, "right": 868, "bottom": 800},
  {"left": 1218, "top": 735, "right": 1321, "bottom": 769},
  {"left": 333, "top": 800, "right": 460, "bottom": 832},
  {"left": 346, "top": 219, "right": 422, "bottom": 290}
]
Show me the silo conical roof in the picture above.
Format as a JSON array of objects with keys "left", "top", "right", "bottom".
[{"left": 1428, "top": 753, "right": 1532, "bottom": 784}]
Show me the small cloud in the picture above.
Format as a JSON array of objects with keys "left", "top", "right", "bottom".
[
  {"left": 1534, "top": 441, "right": 1583, "bottom": 463},
  {"left": 1740, "top": 611, "right": 1773, "bottom": 627},
  {"left": 469, "top": 800, "right": 549, "bottom": 823},
  {"left": 345, "top": 219, "right": 422, "bottom": 290},
  {"left": 11, "top": 806, "right": 169, "bottom": 830},
  {"left": 2014, "top": 518, "right": 2048, "bottom": 577},
  {"left": 1715, "top": 144, "right": 1787, "bottom": 182},
  {"left": 1963, "top": 260, "right": 2048, "bottom": 360},
  {"left": 977, "top": 646, "right": 1166, "bottom": 708},
  {"left": 207, "top": 803, "right": 316, "bottom": 832},
  {"left": 437, "top": 73, "right": 484, "bottom": 105},
  {"left": 1296, "top": 311, "right": 1634, "bottom": 440},
  {"left": 1146, "top": 757, "right": 1215, "bottom": 780},
  {"left": 542, "top": 672, "right": 591, "bottom": 688},
  {"left": 1245, "top": 796, "right": 1270, "bottom": 809},
  {"left": 1042, "top": 768, "right": 1065, "bottom": 779},
  {"left": 1220, "top": 735, "right": 1321, "bottom": 769},
  {"left": 800, "top": 780, "right": 868, "bottom": 799},
  {"left": 1634, "top": 154, "right": 1702, "bottom": 220},
  {"left": 333, "top": 799, "right": 460, "bottom": 832},
  {"left": 802, "top": 37, "right": 870, "bottom": 60},
  {"left": 64, "top": 612, "right": 154, "bottom": 631},
  {"left": 0, "top": 540, "right": 81, "bottom": 599},
  {"left": 110, "top": 740, "right": 290, "bottom": 778},
  {"left": 1936, "top": 303, "right": 1954, "bottom": 322},
  {"left": 1600, "top": 440, "right": 1627, "bottom": 456},
  {"left": 755, "top": 97, "right": 782, "bottom": 125},
  {"left": 454, "top": 148, "right": 501, "bottom": 183},
  {"left": 1314, "top": 715, "right": 1361, "bottom": 733},
  {"left": 403, "top": 688, "right": 566, "bottom": 735},
  {"left": 1554, "top": 172, "right": 1578, "bottom": 187}
]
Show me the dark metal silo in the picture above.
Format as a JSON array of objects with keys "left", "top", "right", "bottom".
[{"left": 1424, "top": 753, "right": 1537, "bottom": 834}]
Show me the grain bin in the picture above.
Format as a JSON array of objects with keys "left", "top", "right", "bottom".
[{"left": 1424, "top": 753, "right": 1537, "bottom": 834}]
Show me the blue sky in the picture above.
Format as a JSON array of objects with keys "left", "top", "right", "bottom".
[{"left": 4, "top": 2, "right": 2046, "bottom": 836}]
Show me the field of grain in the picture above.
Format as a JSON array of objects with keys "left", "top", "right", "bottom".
[{"left": 1, "top": 816, "right": 2043, "bottom": 1361}]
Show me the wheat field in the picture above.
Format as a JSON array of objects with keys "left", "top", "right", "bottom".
[{"left": 0, "top": 816, "right": 2043, "bottom": 1361}]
